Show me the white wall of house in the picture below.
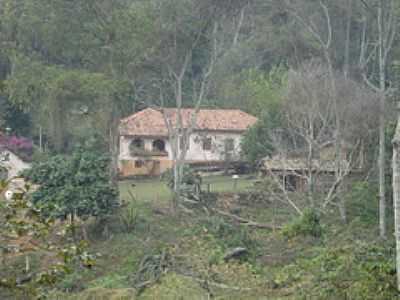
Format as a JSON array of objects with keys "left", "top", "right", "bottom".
[
  {"left": 119, "top": 131, "right": 243, "bottom": 162},
  {"left": 185, "top": 132, "right": 242, "bottom": 161},
  {"left": 0, "top": 150, "right": 31, "bottom": 179}
]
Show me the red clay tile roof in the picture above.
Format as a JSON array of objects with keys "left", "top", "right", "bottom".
[{"left": 120, "top": 108, "right": 258, "bottom": 137}]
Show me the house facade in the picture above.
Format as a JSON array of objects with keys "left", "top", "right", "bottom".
[{"left": 119, "top": 108, "right": 258, "bottom": 177}]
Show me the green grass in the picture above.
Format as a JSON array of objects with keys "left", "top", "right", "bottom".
[
  {"left": 202, "top": 174, "right": 255, "bottom": 193},
  {"left": 119, "top": 178, "right": 172, "bottom": 203},
  {"left": 119, "top": 175, "right": 256, "bottom": 204}
]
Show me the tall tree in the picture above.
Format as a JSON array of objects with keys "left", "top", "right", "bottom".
[
  {"left": 285, "top": 0, "right": 348, "bottom": 221},
  {"left": 359, "top": 0, "right": 398, "bottom": 238},
  {"left": 392, "top": 103, "right": 400, "bottom": 291}
]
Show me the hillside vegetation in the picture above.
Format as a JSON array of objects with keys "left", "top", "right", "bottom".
[
  {"left": 41, "top": 179, "right": 396, "bottom": 300},
  {"left": 0, "top": 0, "right": 400, "bottom": 299}
]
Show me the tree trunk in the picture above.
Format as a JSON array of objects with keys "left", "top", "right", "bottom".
[
  {"left": 325, "top": 51, "right": 346, "bottom": 223},
  {"left": 359, "top": 0, "right": 397, "bottom": 237},
  {"left": 70, "top": 212, "right": 76, "bottom": 241},
  {"left": 109, "top": 119, "right": 120, "bottom": 189},
  {"left": 173, "top": 157, "right": 180, "bottom": 211},
  {"left": 378, "top": 92, "right": 386, "bottom": 237},
  {"left": 343, "top": 0, "right": 353, "bottom": 79},
  {"left": 307, "top": 139, "right": 315, "bottom": 207},
  {"left": 378, "top": 2, "right": 386, "bottom": 236},
  {"left": 392, "top": 107, "right": 400, "bottom": 291}
]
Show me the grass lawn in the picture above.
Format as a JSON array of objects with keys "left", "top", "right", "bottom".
[{"left": 119, "top": 175, "right": 256, "bottom": 204}]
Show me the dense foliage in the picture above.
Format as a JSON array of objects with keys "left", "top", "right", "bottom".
[
  {"left": 274, "top": 241, "right": 397, "bottom": 300},
  {"left": 1, "top": 0, "right": 397, "bottom": 154},
  {"left": 162, "top": 166, "right": 201, "bottom": 191},
  {"left": 0, "top": 185, "right": 94, "bottom": 299},
  {"left": 23, "top": 149, "right": 119, "bottom": 219},
  {"left": 241, "top": 109, "right": 282, "bottom": 166},
  {"left": 282, "top": 209, "right": 323, "bottom": 239}
]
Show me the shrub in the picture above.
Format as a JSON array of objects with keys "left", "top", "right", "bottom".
[
  {"left": 22, "top": 148, "right": 119, "bottom": 220},
  {"left": 0, "top": 187, "right": 94, "bottom": 297},
  {"left": 282, "top": 209, "right": 322, "bottom": 239},
  {"left": 241, "top": 111, "right": 281, "bottom": 167},
  {"left": 199, "top": 216, "right": 257, "bottom": 252},
  {"left": 300, "top": 243, "right": 396, "bottom": 299},
  {"left": 119, "top": 204, "right": 139, "bottom": 233}
]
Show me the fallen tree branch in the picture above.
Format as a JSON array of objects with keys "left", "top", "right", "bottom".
[
  {"left": 180, "top": 274, "right": 253, "bottom": 291},
  {"left": 133, "top": 250, "right": 170, "bottom": 294},
  {"left": 213, "top": 209, "right": 281, "bottom": 230}
]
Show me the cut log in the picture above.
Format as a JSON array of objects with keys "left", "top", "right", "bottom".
[
  {"left": 213, "top": 209, "right": 281, "bottom": 230},
  {"left": 223, "top": 247, "right": 248, "bottom": 261}
]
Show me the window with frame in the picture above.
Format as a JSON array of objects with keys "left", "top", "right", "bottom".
[{"left": 203, "top": 137, "right": 212, "bottom": 151}]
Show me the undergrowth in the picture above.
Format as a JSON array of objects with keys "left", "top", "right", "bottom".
[
  {"left": 274, "top": 241, "right": 397, "bottom": 300},
  {"left": 42, "top": 182, "right": 398, "bottom": 300},
  {"left": 282, "top": 209, "right": 323, "bottom": 239}
]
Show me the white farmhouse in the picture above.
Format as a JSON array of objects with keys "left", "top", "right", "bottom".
[{"left": 119, "top": 108, "right": 258, "bottom": 177}]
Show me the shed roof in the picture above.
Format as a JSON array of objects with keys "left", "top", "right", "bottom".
[{"left": 262, "top": 155, "right": 350, "bottom": 173}]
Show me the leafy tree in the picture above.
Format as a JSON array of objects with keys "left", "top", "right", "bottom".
[
  {"left": 241, "top": 109, "right": 281, "bottom": 167},
  {"left": 239, "top": 67, "right": 285, "bottom": 166},
  {"left": 0, "top": 0, "right": 152, "bottom": 154},
  {"left": 22, "top": 148, "right": 119, "bottom": 221}
]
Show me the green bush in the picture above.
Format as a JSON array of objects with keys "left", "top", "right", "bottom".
[
  {"left": 161, "top": 165, "right": 201, "bottom": 190},
  {"left": 23, "top": 148, "right": 119, "bottom": 220},
  {"left": 282, "top": 209, "right": 322, "bottom": 239},
  {"left": 198, "top": 216, "right": 257, "bottom": 254}
]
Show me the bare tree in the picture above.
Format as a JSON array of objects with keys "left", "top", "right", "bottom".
[
  {"left": 263, "top": 61, "right": 378, "bottom": 216},
  {"left": 285, "top": 0, "right": 348, "bottom": 221},
  {"left": 392, "top": 103, "right": 400, "bottom": 291},
  {"left": 359, "top": 0, "right": 397, "bottom": 238}
]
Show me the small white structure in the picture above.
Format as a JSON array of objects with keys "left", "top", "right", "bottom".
[{"left": 0, "top": 149, "right": 31, "bottom": 180}]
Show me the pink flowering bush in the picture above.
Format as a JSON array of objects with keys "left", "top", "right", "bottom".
[{"left": 0, "top": 134, "right": 33, "bottom": 160}]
